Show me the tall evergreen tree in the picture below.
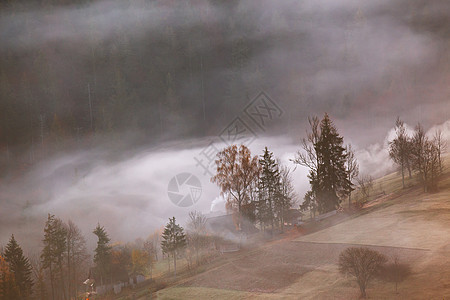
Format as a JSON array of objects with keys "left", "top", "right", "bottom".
[
  {"left": 93, "top": 224, "right": 112, "bottom": 286},
  {"left": 161, "top": 217, "right": 186, "bottom": 278},
  {"left": 294, "top": 114, "right": 351, "bottom": 214},
  {"left": 315, "top": 114, "right": 351, "bottom": 212},
  {"left": 41, "top": 214, "right": 67, "bottom": 300},
  {"left": 258, "top": 147, "right": 280, "bottom": 232},
  {"left": 3, "top": 235, "right": 33, "bottom": 299}
]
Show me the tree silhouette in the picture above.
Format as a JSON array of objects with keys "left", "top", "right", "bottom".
[
  {"left": 339, "top": 247, "right": 387, "bottom": 298},
  {"left": 161, "top": 217, "right": 186, "bottom": 278},
  {"left": 3, "top": 235, "right": 33, "bottom": 299}
]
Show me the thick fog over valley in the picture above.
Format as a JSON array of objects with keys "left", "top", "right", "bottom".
[{"left": 1, "top": 0, "right": 449, "bottom": 251}]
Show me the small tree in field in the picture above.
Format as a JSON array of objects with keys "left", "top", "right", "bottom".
[
  {"left": 356, "top": 175, "right": 373, "bottom": 203},
  {"left": 187, "top": 211, "right": 207, "bottom": 266},
  {"left": 379, "top": 256, "right": 411, "bottom": 294},
  {"left": 338, "top": 247, "right": 387, "bottom": 298}
]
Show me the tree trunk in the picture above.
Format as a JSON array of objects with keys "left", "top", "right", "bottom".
[
  {"left": 49, "top": 264, "right": 55, "bottom": 300},
  {"left": 167, "top": 255, "right": 170, "bottom": 273},
  {"left": 67, "top": 245, "right": 71, "bottom": 299},
  {"left": 401, "top": 164, "right": 405, "bottom": 188},
  {"left": 348, "top": 192, "right": 351, "bottom": 208},
  {"left": 359, "top": 284, "right": 366, "bottom": 298},
  {"left": 173, "top": 252, "right": 177, "bottom": 278}
]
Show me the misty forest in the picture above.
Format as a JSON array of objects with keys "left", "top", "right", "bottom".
[{"left": 1, "top": 0, "right": 450, "bottom": 299}]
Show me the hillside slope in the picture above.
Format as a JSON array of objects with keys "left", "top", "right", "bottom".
[{"left": 155, "top": 164, "right": 450, "bottom": 299}]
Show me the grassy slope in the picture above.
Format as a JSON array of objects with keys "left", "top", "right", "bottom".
[{"left": 156, "top": 158, "right": 450, "bottom": 299}]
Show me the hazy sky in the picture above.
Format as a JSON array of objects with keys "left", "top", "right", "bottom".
[{"left": 1, "top": 0, "right": 449, "bottom": 251}]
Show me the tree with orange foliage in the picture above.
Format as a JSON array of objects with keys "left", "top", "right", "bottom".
[
  {"left": 0, "top": 255, "right": 20, "bottom": 299},
  {"left": 211, "top": 144, "right": 260, "bottom": 215}
]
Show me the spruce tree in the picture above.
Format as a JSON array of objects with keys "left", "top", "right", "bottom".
[
  {"left": 315, "top": 113, "right": 351, "bottom": 212},
  {"left": 258, "top": 147, "right": 280, "bottom": 232},
  {"left": 3, "top": 235, "right": 33, "bottom": 299},
  {"left": 294, "top": 114, "right": 352, "bottom": 214},
  {"left": 161, "top": 217, "right": 186, "bottom": 277},
  {"left": 93, "top": 224, "right": 112, "bottom": 286},
  {"left": 41, "top": 214, "right": 67, "bottom": 300}
]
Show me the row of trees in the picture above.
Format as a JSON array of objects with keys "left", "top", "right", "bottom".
[
  {"left": 0, "top": 210, "right": 227, "bottom": 299},
  {"left": 40, "top": 215, "right": 89, "bottom": 300},
  {"left": 0, "top": 215, "right": 164, "bottom": 299},
  {"left": 211, "top": 144, "right": 296, "bottom": 232},
  {"left": 389, "top": 118, "right": 446, "bottom": 192}
]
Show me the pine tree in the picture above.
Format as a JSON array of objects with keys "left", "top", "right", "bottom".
[
  {"left": 161, "top": 217, "right": 186, "bottom": 278},
  {"left": 41, "top": 214, "right": 67, "bottom": 300},
  {"left": 294, "top": 114, "right": 351, "bottom": 214},
  {"left": 3, "top": 235, "right": 33, "bottom": 299},
  {"left": 315, "top": 114, "right": 351, "bottom": 212},
  {"left": 93, "top": 224, "right": 112, "bottom": 286},
  {"left": 258, "top": 147, "right": 280, "bottom": 232}
]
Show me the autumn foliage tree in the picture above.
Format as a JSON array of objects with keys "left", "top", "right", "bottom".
[
  {"left": 0, "top": 255, "right": 20, "bottom": 299},
  {"left": 212, "top": 144, "right": 260, "bottom": 225}
]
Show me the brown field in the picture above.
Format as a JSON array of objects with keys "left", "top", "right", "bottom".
[
  {"left": 182, "top": 240, "right": 426, "bottom": 293},
  {"left": 152, "top": 163, "right": 450, "bottom": 299}
]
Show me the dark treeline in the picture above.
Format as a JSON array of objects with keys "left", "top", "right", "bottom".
[
  {"left": 1, "top": 0, "right": 449, "bottom": 172},
  {"left": 0, "top": 0, "right": 274, "bottom": 161},
  {"left": 0, "top": 213, "right": 164, "bottom": 299}
]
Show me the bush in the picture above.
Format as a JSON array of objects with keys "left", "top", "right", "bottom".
[
  {"left": 379, "top": 256, "right": 411, "bottom": 293},
  {"left": 338, "top": 247, "right": 387, "bottom": 298}
]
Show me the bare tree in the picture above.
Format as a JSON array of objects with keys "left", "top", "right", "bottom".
[
  {"left": 187, "top": 211, "right": 208, "bottom": 265},
  {"left": 292, "top": 117, "right": 320, "bottom": 191},
  {"left": 143, "top": 240, "right": 156, "bottom": 279},
  {"left": 277, "top": 165, "right": 296, "bottom": 231},
  {"left": 433, "top": 129, "right": 447, "bottom": 174},
  {"left": 30, "top": 254, "right": 48, "bottom": 300},
  {"left": 411, "top": 124, "right": 442, "bottom": 192},
  {"left": 66, "top": 220, "right": 89, "bottom": 299},
  {"left": 356, "top": 175, "right": 374, "bottom": 203},
  {"left": 345, "top": 144, "right": 359, "bottom": 207},
  {"left": 379, "top": 256, "right": 411, "bottom": 294},
  {"left": 389, "top": 118, "right": 411, "bottom": 188},
  {"left": 338, "top": 247, "right": 387, "bottom": 298}
]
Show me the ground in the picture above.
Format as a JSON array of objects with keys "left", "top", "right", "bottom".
[{"left": 123, "top": 162, "right": 450, "bottom": 299}]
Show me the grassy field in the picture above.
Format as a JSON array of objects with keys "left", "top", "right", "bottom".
[{"left": 136, "top": 158, "right": 450, "bottom": 299}]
